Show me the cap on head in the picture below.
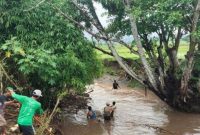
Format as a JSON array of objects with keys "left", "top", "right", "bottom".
[
  {"left": 106, "top": 102, "right": 110, "bottom": 106},
  {"left": 6, "top": 87, "right": 13, "bottom": 91},
  {"left": 33, "top": 89, "right": 42, "bottom": 97}
]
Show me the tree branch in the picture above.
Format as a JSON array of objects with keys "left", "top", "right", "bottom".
[
  {"left": 0, "top": 62, "right": 20, "bottom": 90},
  {"left": 125, "top": 0, "right": 159, "bottom": 92},
  {"left": 71, "top": 0, "right": 139, "bottom": 55},
  {"left": 181, "top": 0, "right": 200, "bottom": 95},
  {"left": 48, "top": 2, "right": 108, "bottom": 41},
  {"left": 70, "top": 1, "right": 104, "bottom": 33},
  {"left": 23, "top": 0, "right": 46, "bottom": 12},
  {"left": 91, "top": 37, "right": 113, "bottom": 56},
  {"left": 48, "top": 1, "right": 144, "bottom": 84},
  {"left": 174, "top": 27, "right": 182, "bottom": 53},
  {"left": 112, "top": 39, "right": 139, "bottom": 55}
]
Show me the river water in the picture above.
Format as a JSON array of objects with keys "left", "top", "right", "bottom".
[{"left": 61, "top": 75, "right": 200, "bottom": 135}]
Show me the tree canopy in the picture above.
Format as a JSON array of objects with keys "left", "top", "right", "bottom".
[
  {"left": 48, "top": 0, "right": 200, "bottom": 111},
  {"left": 0, "top": 0, "right": 102, "bottom": 107},
  {"left": 0, "top": 0, "right": 200, "bottom": 111}
]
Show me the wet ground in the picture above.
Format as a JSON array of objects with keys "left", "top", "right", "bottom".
[{"left": 61, "top": 75, "right": 200, "bottom": 135}]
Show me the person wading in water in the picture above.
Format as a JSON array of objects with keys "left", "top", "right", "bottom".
[
  {"left": 87, "top": 106, "right": 96, "bottom": 120},
  {"left": 103, "top": 102, "right": 112, "bottom": 121},
  {"left": 112, "top": 80, "right": 120, "bottom": 90}
]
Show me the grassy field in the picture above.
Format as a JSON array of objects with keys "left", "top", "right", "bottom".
[
  {"left": 96, "top": 41, "right": 189, "bottom": 60},
  {"left": 96, "top": 45, "right": 138, "bottom": 60}
]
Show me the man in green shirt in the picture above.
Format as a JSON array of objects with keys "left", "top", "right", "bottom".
[{"left": 8, "top": 89, "right": 43, "bottom": 135}]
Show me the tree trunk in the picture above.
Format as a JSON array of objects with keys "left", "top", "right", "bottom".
[
  {"left": 167, "top": 47, "right": 179, "bottom": 73},
  {"left": 175, "top": 27, "right": 182, "bottom": 53},
  {"left": 166, "top": 27, "right": 182, "bottom": 74},
  {"left": 85, "top": 0, "right": 145, "bottom": 84},
  {"left": 50, "top": 1, "right": 145, "bottom": 85},
  {"left": 125, "top": 0, "right": 159, "bottom": 92},
  {"left": 198, "top": 43, "right": 200, "bottom": 50},
  {"left": 106, "top": 41, "right": 144, "bottom": 84},
  {"left": 181, "top": 0, "right": 200, "bottom": 97}
]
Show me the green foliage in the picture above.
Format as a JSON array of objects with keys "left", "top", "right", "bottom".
[
  {"left": 1, "top": 37, "right": 102, "bottom": 93},
  {"left": 95, "top": 0, "right": 194, "bottom": 51},
  {"left": 0, "top": 0, "right": 103, "bottom": 108},
  {"left": 104, "top": 66, "right": 117, "bottom": 75},
  {"left": 128, "top": 79, "right": 143, "bottom": 88}
]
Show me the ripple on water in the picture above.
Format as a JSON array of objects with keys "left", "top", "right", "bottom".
[{"left": 62, "top": 76, "right": 200, "bottom": 135}]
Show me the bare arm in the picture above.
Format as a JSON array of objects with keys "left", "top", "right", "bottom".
[
  {"left": 4, "top": 101, "right": 14, "bottom": 106},
  {"left": 117, "top": 84, "right": 121, "bottom": 89},
  {"left": 7, "top": 90, "right": 27, "bottom": 103}
]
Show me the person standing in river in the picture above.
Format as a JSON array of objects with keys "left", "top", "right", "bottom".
[
  {"left": 112, "top": 80, "right": 120, "bottom": 90},
  {"left": 87, "top": 106, "right": 96, "bottom": 120},
  {"left": 7, "top": 89, "right": 43, "bottom": 135},
  {"left": 103, "top": 102, "right": 112, "bottom": 121}
]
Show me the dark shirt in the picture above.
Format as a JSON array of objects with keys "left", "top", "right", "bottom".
[
  {"left": 0, "top": 95, "right": 6, "bottom": 114},
  {"left": 87, "top": 110, "right": 96, "bottom": 120},
  {"left": 113, "top": 82, "right": 119, "bottom": 89}
]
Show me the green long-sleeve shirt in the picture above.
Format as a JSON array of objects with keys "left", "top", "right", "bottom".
[{"left": 12, "top": 93, "right": 43, "bottom": 125}]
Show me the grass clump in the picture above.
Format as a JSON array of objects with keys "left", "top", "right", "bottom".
[{"left": 128, "top": 79, "right": 144, "bottom": 89}]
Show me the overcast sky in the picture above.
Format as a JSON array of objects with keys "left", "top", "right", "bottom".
[
  {"left": 84, "top": 1, "right": 133, "bottom": 43},
  {"left": 93, "top": 1, "right": 108, "bottom": 27},
  {"left": 83, "top": 1, "right": 108, "bottom": 39}
]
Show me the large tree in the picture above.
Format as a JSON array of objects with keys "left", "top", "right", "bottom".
[
  {"left": 2, "top": 0, "right": 199, "bottom": 111},
  {"left": 46, "top": 0, "right": 200, "bottom": 112},
  {"left": 0, "top": 0, "right": 102, "bottom": 107}
]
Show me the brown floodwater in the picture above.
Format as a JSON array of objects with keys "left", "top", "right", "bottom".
[{"left": 61, "top": 75, "right": 200, "bottom": 135}]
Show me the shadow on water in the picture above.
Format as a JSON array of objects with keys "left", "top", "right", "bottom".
[{"left": 61, "top": 75, "right": 200, "bottom": 135}]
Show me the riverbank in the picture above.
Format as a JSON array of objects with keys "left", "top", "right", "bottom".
[{"left": 4, "top": 74, "right": 200, "bottom": 135}]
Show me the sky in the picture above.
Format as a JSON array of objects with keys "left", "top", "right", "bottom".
[
  {"left": 83, "top": 1, "right": 108, "bottom": 40},
  {"left": 84, "top": 1, "right": 133, "bottom": 43},
  {"left": 84, "top": 1, "right": 186, "bottom": 44},
  {"left": 93, "top": 1, "right": 108, "bottom": 27}
]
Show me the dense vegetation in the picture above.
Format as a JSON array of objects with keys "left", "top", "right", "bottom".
[
  {"left": 48, "top": 0, "right": 200, "bottom": 112},
  {"left": 0, "top": 0, "right": 102, "bottom": 108},
  {"left": 0, "top": 0, "right": 200, "bottom": 112}
]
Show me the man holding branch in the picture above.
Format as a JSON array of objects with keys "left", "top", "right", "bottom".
[{"left": 7, "top": 88, "right": 43, "bottom": 135}]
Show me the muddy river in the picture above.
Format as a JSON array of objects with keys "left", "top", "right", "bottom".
[{"left": 61, "top": 75, "right": 200, "bottom": 135}]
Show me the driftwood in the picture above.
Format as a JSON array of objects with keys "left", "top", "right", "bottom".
[
  {"left": 5, "top": 111, "right": 17, "bottom": 116},
  {"left": 10, "top": 124, "right": 18, "bottom": 132},
  {"left": 125, "top": 121, "right": 175, "bottom": 135},
  {"left": 36, "top": 97, "right": 61, "bottom": 135},
  {"left": 85, "top": 89, "right": 94, "bottom": 94},
  {"left": 34, "top": 117, "right": 54, "bottom": 135},
  {"left": 75, "top": 95, "right": 91, "bottom": 100},
  {"left": 143, "top": 124, "right": 175, "bottom": 135},
  {"left": 0, "top": 62, "right": 19, "bottom": 90}
]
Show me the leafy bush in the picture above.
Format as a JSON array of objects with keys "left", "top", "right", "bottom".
[{"left": 0, "top": 0, "right": 103, "bottom": 108}]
